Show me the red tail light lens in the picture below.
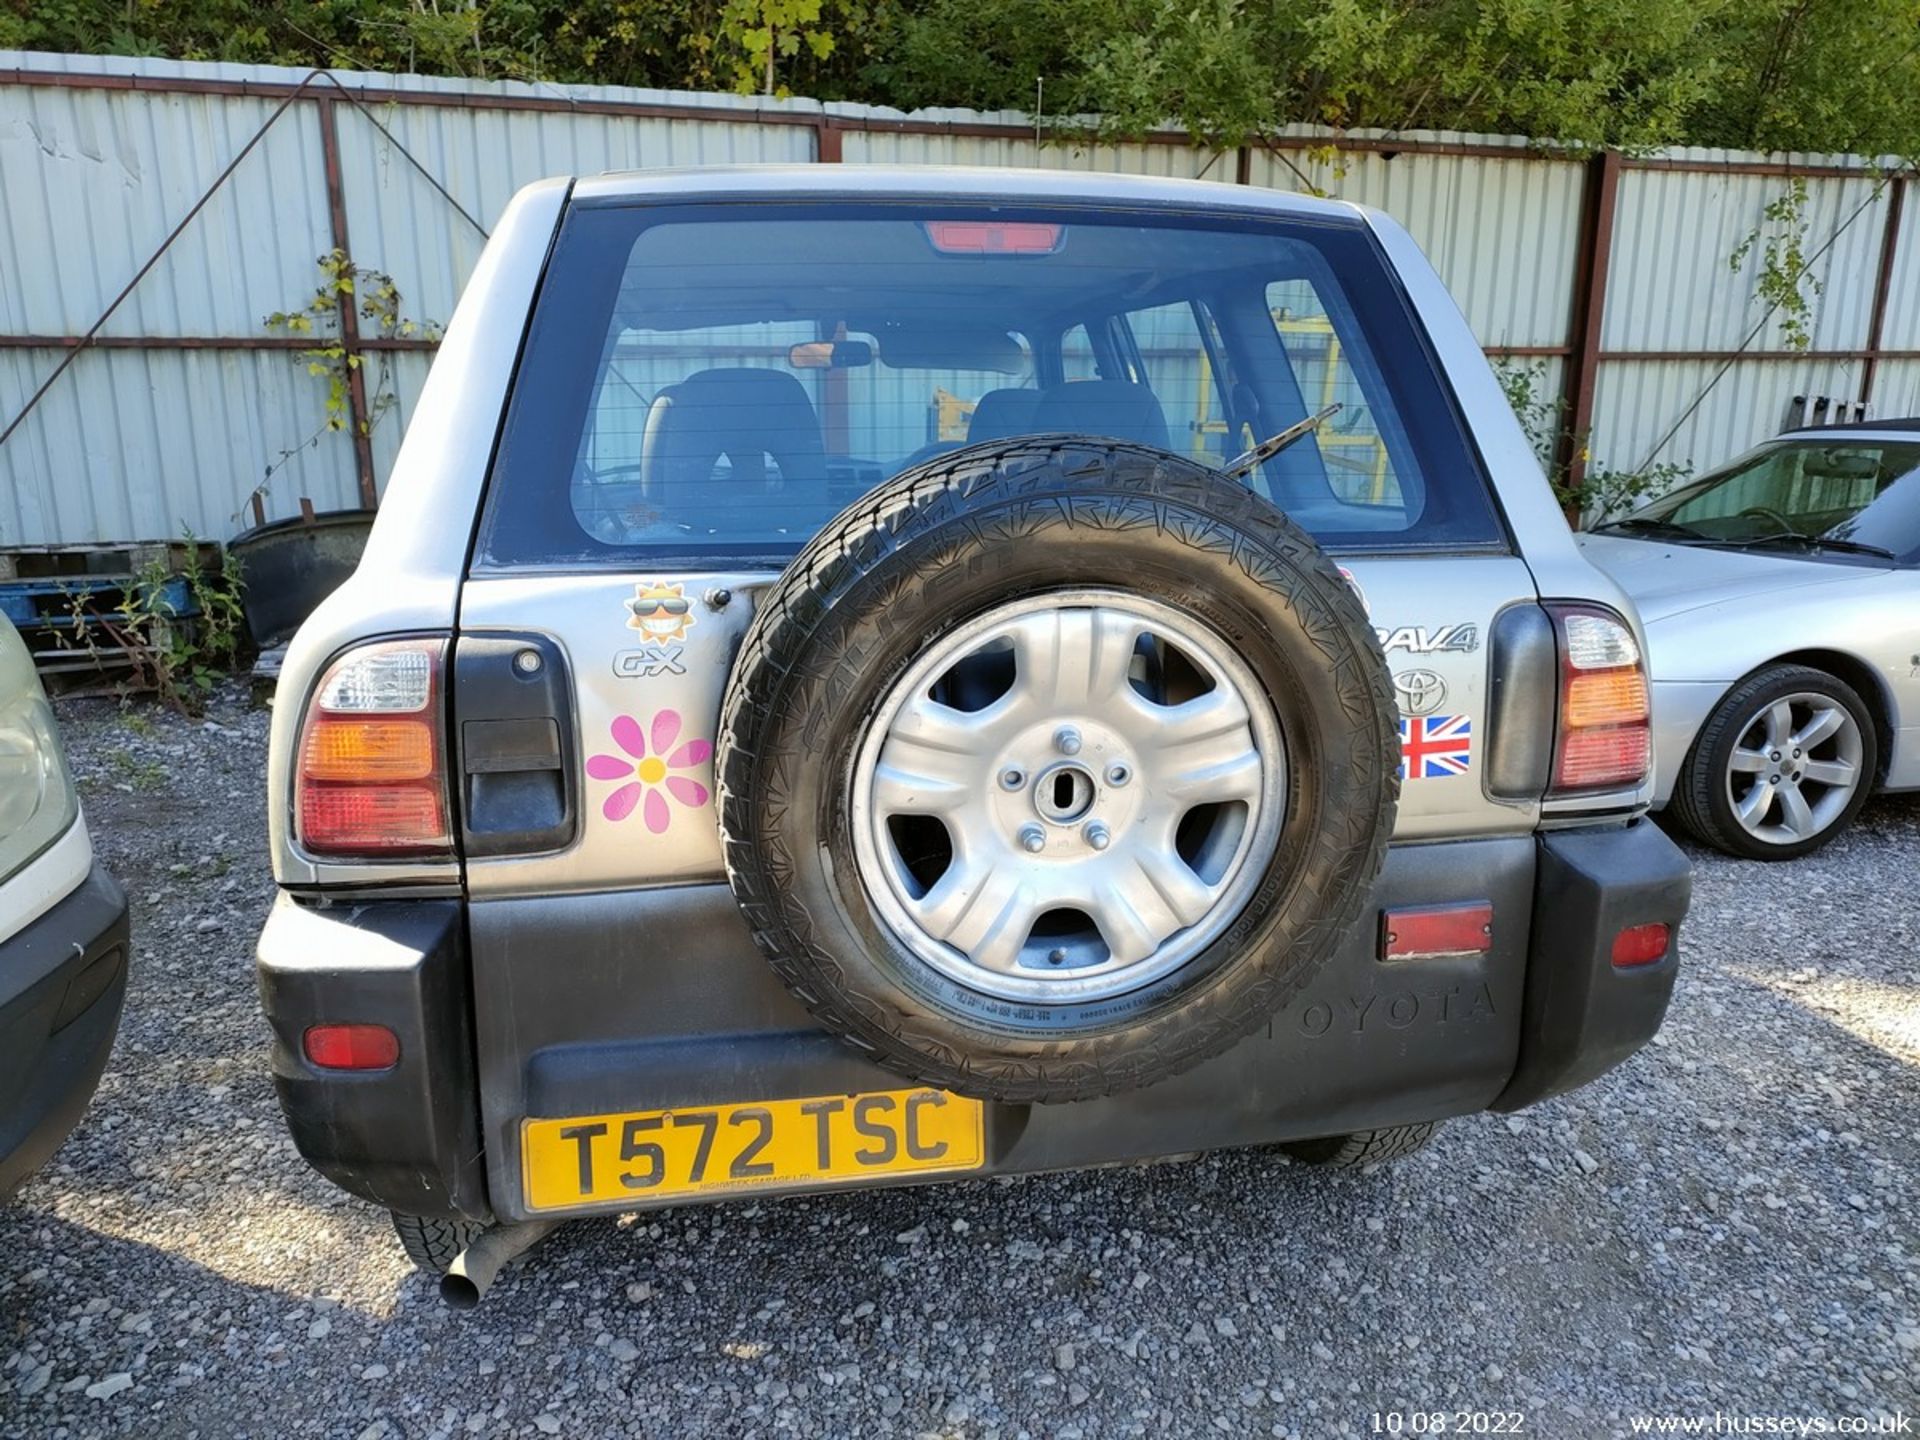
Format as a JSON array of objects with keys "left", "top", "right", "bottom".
[
  {"left": 1545, "top": 603, "right": 1651, "bottom": 795},
  {"left": 295, "top": 640, "right": 451, "bottom": 858},
  {"left": 1611, "top": 922, "right": 1671, "bottom": 968},
  {"left": 1556, "top": 726, "right": 1652, "bottom": 790},
  {"left": 299, "top": 784, "right": 448, "bottom": 852},
  {"left": 303, "top": 1023, "right": 401, "bottom": 1070}
]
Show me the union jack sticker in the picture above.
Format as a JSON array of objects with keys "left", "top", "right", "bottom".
[{"left": 1399, "top": 713, "right": 1473, "bottom": 780}]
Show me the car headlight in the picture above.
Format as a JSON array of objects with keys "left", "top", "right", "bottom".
[{"left": 0, "top": 623, "right": 77, "bottom": 885}]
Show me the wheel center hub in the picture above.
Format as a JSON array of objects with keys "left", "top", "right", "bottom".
[{"left": 1033, "top": 762, "right": 1098, "bottom": 825}]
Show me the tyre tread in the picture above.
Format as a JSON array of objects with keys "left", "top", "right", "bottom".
[
  {"left": 391, "top": 1212, "right": 483, "bottom": 1275},
  {"left": 717, "top": 438, "right": 1399, "bottom": 1103},
  {"left": 1281, "top": 1122, "right": 1438, "bottom": 1168}
]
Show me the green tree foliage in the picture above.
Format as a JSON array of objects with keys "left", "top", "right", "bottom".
[{"left": 3, "top": 0, "right": 1917, "bottom": 153}]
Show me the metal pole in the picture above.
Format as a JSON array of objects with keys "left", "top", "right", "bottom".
[
  {"left": 1560, "top": 150, "right": 1622, "bottom": 496},
  {"left": 315, "top": 92, "right": 381, "bottom": 510},
  {"left": 816, "top": 117, "right": 842, "bottom": 162},
  {"left": 1861, "top": 175, "right": 1907, "bottom": 410}
]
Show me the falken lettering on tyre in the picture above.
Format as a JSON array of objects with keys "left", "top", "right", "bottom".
[{"left": 715, "top": 437, "right": 1400, "bottom": 1105}]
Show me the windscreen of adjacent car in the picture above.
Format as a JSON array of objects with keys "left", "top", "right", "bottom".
[
  {"left": 1629, "top": 438, "right": 1920, "bottom": 562},
  {"left": 476, "top": 200, "right": 1505, "bottom": 568}
]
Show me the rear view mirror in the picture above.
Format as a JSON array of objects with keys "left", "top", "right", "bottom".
[
  {"left": 876, "top": 324, "right": 1028, "bottom": 374},
  {"left": 1802, "top": 448, "right": 1880, "bottom": 480},
  {"left": 788, "top": 339, "right": 874, "bottom": 370}
]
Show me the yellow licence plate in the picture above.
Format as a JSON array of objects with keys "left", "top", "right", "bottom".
[{"left": 521, "top": 1087, "right": 985, "bottom": 1211}]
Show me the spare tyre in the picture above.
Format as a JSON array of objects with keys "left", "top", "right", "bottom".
[{"left": 716, "top": 437, "right": 1397, "bottom": 1103}]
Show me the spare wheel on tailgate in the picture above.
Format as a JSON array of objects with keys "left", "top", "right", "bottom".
[{"left": 717, "top": 436, "right": 1399, "bottom": 1103}]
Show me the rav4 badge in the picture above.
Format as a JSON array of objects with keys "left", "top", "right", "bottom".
[{"left": 1376, "top": 622, "right": 1479, "bottom": 655}]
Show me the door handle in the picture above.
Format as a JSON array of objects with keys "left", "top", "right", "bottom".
[{"left": 454, "top": 633, "right": 578, "bottom": 858}]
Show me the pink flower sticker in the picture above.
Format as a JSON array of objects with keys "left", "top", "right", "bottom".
[{"left": 586, "top": 709, "right": 713, "bottom": 833}]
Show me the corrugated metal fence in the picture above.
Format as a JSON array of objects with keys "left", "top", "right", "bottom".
[{"left": 1, "top": 51, "right": 1914, "bottom": 546}]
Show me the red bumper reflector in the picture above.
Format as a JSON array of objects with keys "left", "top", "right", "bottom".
[
  {"left": 1380, "top": 902, "right": 1493, "bottom": 959},
  {"left": 1611, "top": 922, "right": 1671, "bottom": 968},
  {"left": 303, "top": 1023, "right": 401, "bottom": 1070}
]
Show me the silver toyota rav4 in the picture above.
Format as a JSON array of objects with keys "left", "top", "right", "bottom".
[{"left": 256, "top": 167, "right": 1691, "bottom": 1301}]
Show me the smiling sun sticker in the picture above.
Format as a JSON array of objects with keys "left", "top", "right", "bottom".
[{"left": 624, "top": 580, "right": 695, "bottom": 644}]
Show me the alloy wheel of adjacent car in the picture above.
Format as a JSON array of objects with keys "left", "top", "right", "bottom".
[
  {"left": 1722, "top": 690, "right": 1864, "bottom": 845},
  {"left": 1671, "top": 663, "right": 1878, "bottom": 861},
  {"left": 717, "top": 436, "right": 1400, "bottom": 1104}
]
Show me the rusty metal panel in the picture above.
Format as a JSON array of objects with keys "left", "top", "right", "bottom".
[
  {"left": 837, "top": 119, "right": 1226, "bottom": 181},
  {"left": 335, "top": 96, "right": 816, "bottom": 327},
  {"left": 1602, "top": 168, "right": 1888, "bottom": 354},
  {"left": 0, "top": 346, "right": 356, "bottom": 546},
  {"left": 1876, "top": 186, "right": 1920, "bottom": 355},
  {"left": 1588, "top": 357, "right": 1869, "bottom": 477},
  {"left": 0, "top": 76, "right": 331, "bottom": 338},
  {"left": 1, "top": 50, "right": 1912, "bottom": 544},
  {"left": 1869, "top": 359, "right": 1920, "bottom": 419}
]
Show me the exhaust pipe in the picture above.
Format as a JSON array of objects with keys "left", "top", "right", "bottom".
[{"left": 440, "top": 1220, "right": 563, "bottom": 1310}]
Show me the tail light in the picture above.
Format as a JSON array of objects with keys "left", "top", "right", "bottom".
[
  {"left": 1545, "top": 603, "right": 1650, "bottom": 795},
  {"left": 295, "top": 639, "right": 452, "bottom": 858}
]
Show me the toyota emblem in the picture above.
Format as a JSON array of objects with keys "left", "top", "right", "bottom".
[{"left": 1393, "top": 668, "right": 1448, "bottom": 716}]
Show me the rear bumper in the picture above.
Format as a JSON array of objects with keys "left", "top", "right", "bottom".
[
  {"left": 0, "top": 863, "right": 131, "bottom": 1201},
  {"left": 1493, "top": 822, "right": 1688, "bottom": 1110},
  {"left": 256, "top": 897, "right": 491, "bottom": 1223},
  {"left": 256, "top": 822, "right": 1687, "bottom": 1222}
]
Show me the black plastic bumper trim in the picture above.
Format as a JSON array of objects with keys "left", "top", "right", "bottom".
[
  {"left": 256, "top": 894, "right": 491, "bottom": 1222},
  {"left": 1491, "top": 820, "right": 1689, "bottom": 1111},
  {"left": 0, "top": 863, "right": 130, "bottom": 1200}
]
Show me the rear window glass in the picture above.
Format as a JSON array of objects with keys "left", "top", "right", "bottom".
[{"left": 478, "top": 200, "right": 1504, "bottom": 568}]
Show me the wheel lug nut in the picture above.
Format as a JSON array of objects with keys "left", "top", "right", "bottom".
[
  {"left": 1770, "top": 751, "right": 1782, "bottom": 762},
  {"left": 1000, "top": 768, "right": 1025, "bottom": 790},
  {"left": 1019, "top": 824, "right": 1046, "bottom": 854},
  {"left": 1105, "top": 763, "right": 1130, "bottom": 786},
  {"left": 1054, "top": 726, "right": 1082, "bottom": 756},
  {"left": 1084, "top": 822, "right": 1111, "bottom": 851}
]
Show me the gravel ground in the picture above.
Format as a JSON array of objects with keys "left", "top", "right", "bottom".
[{"left": 3, "top": 690, "right": 1917, "bottom": 1440}]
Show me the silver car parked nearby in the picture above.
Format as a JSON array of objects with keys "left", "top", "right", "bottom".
[{"left": 1581, "top": 421, "right": 1920, "bottom": 859}]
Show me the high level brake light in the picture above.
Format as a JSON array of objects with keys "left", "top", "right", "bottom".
[
  {"left": 295, "top": 640, "right": 452, "bottom": 857},
  {"left": 923, "top": 220, "right": 1064, "bottom": 255},
  {"left": 1545, "top": 604, "right": 1651, "bottom": 795}
]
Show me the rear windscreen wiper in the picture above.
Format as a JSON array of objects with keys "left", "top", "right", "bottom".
[
  {"left": 1724, "top": 532, "right": 1899, "bottom": 560},
  {"left": 1219, "top": 403, "right": 1341, "bottom": 482}
]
